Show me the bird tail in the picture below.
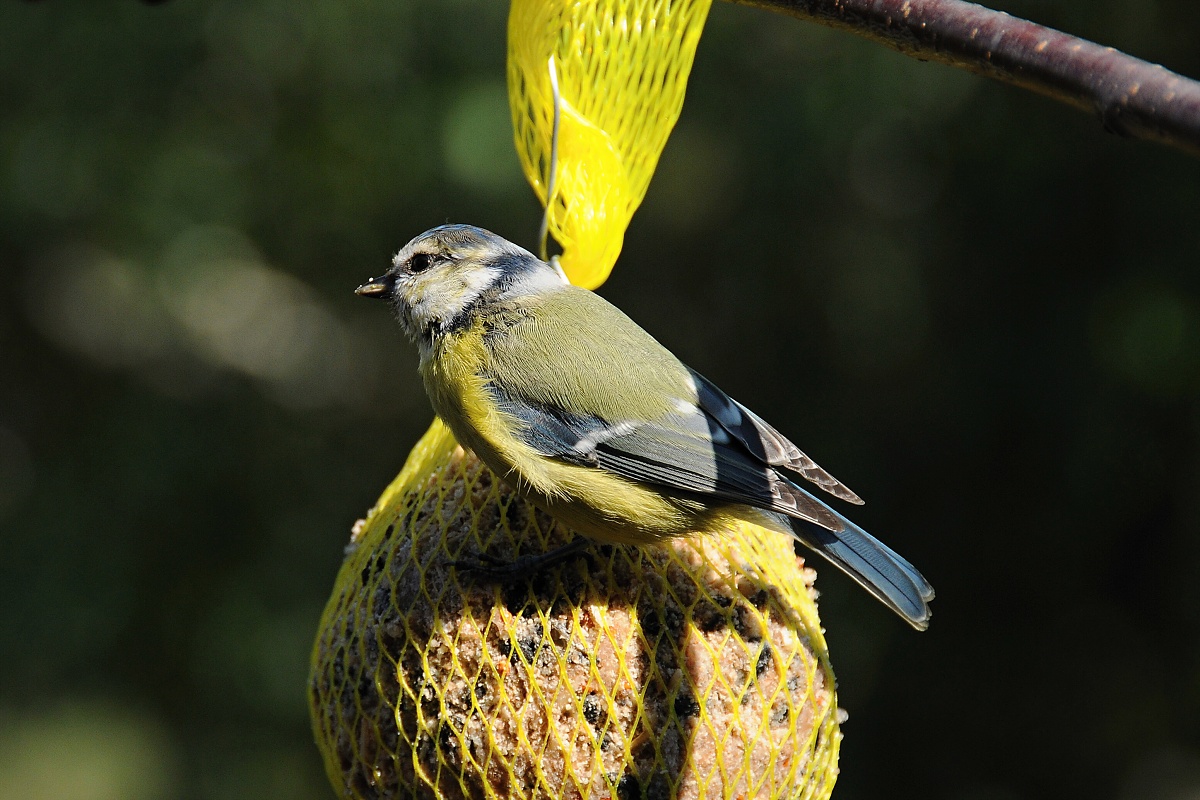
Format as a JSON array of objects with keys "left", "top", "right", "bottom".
[{"left": 781, "top": 507, "right": 935, "bottom": 631}]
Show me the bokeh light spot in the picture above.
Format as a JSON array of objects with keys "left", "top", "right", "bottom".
[
  {"left": 442, "top": 80, "right": 526, "bottom": 196},
  {"left": 22, "top": 228, "right": 381, "bottom": 412},
  {"left": 0, "top": 702, "right": 179, "bottom": 800},
  {"left": 24, "top": 246, "right": 176, "bottom": 369},
  {"left": 1092, "top": 281, "right": 1200, "bottom": 397},
  {"left": 157, "top": 226, "right": 377, "bottom": 409}
]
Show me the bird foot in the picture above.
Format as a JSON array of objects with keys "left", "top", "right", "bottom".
[{"left": 451, "top": 537, "right": 593, "bottom": 582}]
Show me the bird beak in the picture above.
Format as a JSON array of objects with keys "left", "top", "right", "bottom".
[{"left": 355, "top": 275, "right": 394, "bottom": 299}]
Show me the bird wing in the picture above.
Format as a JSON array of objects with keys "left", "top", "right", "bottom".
[
  {"left": 487, "top": 382, "right": 845, "bottom": 532},
  {"left": 478, "top": 285, "right": 852, "bottom": 528},
  {"left": 687, "top": 369, "right": 863, "bottom": 505},
  {"left": 489, "top": 380, "right": 937, "bottom": 629}
]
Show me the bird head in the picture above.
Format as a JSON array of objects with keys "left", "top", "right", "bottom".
[{"left": 356, "top": 224, "right": 564, "bottom": 343}]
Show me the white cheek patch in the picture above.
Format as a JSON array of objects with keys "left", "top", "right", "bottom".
[
  {"left": 500, "top": 265, "right": 570, "bottom": 301},
  {"left": 398, "top": 265, "right": 503, "bottom": 336},
  {"left": 457, "top": 264, "right": 502, "bottom": 301}
]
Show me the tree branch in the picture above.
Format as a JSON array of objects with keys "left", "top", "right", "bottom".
[{"left": 725, "top": 0, "right": 1200, "bottom": 157}]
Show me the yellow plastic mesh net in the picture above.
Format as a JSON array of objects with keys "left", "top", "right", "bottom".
[
  {"left": 310, "top": 421, "right": 841, "bottom": 799},
  {"left": 310, "top": 0, "right": 845, "bottom": 796},
  {"left": 507, "top": 0, "right": 714, "bottom": 289}
]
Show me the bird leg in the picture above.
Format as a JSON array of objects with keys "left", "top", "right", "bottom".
[{"left": 451, "top": 537, "right": 594, "bottom": 582}]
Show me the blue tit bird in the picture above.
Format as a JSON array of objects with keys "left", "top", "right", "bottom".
[{"left": 356, "top": 224, "right": 934, "bottom": 630}]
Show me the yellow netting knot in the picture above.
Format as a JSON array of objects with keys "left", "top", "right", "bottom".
[{"left": 508, "top": 0, "right": 714, "bottom": 289}]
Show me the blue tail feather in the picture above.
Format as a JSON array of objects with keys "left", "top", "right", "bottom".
[{"left": 786, "top": 506, "right": 934, "bottom": 630}]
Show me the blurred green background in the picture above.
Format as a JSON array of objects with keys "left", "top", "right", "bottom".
[{"left": 2, "top": 0, "right": 1199, "bottom": 798}]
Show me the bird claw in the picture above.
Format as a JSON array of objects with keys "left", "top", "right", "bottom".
[{"left": 451, "top": 538, "right": 593, "bottom": 582}]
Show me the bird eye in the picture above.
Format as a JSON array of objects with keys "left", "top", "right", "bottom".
[{"left": 408, "top": 252, "right": 434, "bottom": 274}]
